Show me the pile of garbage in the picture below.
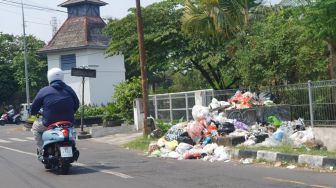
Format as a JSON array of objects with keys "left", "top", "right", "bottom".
[
  {"left": 209, "top": 91, "right": 276, "bottom": 110},
  {"left": 148, "top": 96, "right": 325, "bottom": 161}
]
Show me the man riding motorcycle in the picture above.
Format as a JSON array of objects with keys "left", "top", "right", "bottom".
[
  {"left": 31, "top": 68, "right": 80, "bottom": 154},
  {"left": 7, "top": 105, "right": 15, "bottom": 119}
]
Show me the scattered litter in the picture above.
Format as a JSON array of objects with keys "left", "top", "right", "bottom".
[
  {"left": 286, "top": 165, "right": 296, "bottom": 169},
  {"left": 274, "top": 161, "right": 282, "bottom": 167},
  {"left": 168, "top": 151, "right": 180, "bottom": 159},
  {"left": 150, "top": 150, "right": 161, "bottom": 158},
  {"left": 240, "top": 158, "right": 253, "bottom": 164}
]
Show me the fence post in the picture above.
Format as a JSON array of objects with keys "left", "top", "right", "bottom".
[
  {"left": 169, "top": 94, "right": 173, "bottom": 122},
  {"left": 154, "top": 95, "right": 158, "bottom": 119},
  {"left": 308, "top": 80, "right": 314, "bottom": 127},
  {"left": 185, "top": 93, "right": 189, "bottom": 121}
]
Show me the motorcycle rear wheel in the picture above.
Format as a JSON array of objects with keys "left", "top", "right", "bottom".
[
  {"left": 59, "top": 163, "right": 70, "bottom": 175},
  {"left": 0, "top": 120, "right": 4, "bottom": 126}
]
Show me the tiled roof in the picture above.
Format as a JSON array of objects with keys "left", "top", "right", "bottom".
[
  {"left": 59, "top": 0, "right": 107, "bottom": 7},
  {"left": 39, "top": 16, "right": 110, "bottom": 53}
]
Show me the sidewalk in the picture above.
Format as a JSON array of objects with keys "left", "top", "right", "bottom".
[{"left": 91, "top": 132, "right": 143, "bottom": 146}]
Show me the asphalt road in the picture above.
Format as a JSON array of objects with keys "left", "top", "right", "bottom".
[{"left": 0, "top": 125, "right": 335, "bottom": 188}]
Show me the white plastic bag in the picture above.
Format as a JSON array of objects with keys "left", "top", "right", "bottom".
[{"left": 192, "top": 105, "right": 210, "bottom": 121}]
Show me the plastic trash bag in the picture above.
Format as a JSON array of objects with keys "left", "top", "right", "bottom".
[
  {"left": 216, "top": 122, "right": 235, "bottom": 135},
  {"left": 150, "top": 150, "right": 161, "bottom": 157},
  {"left": 289, "top": 127, "right": 315, "bottom": 147},
  {"left": 257, "top": 137, "right": 280, "bottom": 147},
  {"left": 268, "top": 116, "right": 282, "bottom": 128},
  {"left": 177, "top": 132, "right": 195, "bottom": 145},
  {"left": 209, "top": 98, "right": 231, "bottom": 110},
  {"left": 164, "top": 125, "right": 185, "bottom": 141},
  {"left": 192, "top": 105, "right": 210, "bottom": 121},
  {"left": 272, "top": 128, "right": 284, "bottom": 142},
  {"left": 183, "top": 150, "right": 202, "bottom": 160},
  {"left": 168, "top": 151, "right": 180, "bottom": 159},
  {"left": 212, "top": 146, "right": 229, "bottom": 162},
  {"left": 176, "top": 143, "right": 193, "bottom": 154},
  {"left": 233, "top": 120, "right": 249, "bottom": 131},
  {"left": 148, "top": 143, "right": 159, "bottom": 154},
  {"left": 259, "top": 92, "right": 275, "bottom": 102},
  {"left": 202, "top": 136, "right": 212, "bottom": 145},
  {"left": 203, "top": 143, "right": 218, "bottom": 155},
  {"left": 157, "top": 137, "right": 167, "bottom": 147},
  {"left": 166, "top": 140, "right": 178, "bottom": 151},
  {"left": 186, "top": 121, "right": 206, "bottom": 142}
]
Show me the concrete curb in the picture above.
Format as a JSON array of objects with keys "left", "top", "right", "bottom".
[
  {"left": 257, "top": 151, "right": 278, "bottom": 161},
  {"left": 232, "top": 149, "right": 336, "bottom": 168}
]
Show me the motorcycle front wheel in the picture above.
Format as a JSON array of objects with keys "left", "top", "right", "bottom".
[{"left": 0, "top": 120, "right": 4, "bottom": 126}]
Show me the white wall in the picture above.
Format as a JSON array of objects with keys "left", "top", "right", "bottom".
[
  {"left": 87, "top": 49, "right": 125, "bottom": 105},
  {"left": 46, "top": 49, "right": 125, "bottom": 105}
]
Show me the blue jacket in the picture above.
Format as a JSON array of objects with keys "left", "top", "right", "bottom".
[{"left": 31, "top": 80, "right": 80, "bottom": 127}]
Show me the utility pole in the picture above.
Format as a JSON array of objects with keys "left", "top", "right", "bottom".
[
  {"left": 135, "top": 0, "right": 150, "bottom": 135},
  {"left": 21, "top": 0, "right": 30, "bottom": 110}
]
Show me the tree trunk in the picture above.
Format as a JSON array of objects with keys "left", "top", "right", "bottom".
[
  {"left": 191, "top": 59, "right": 218, "bottom": 89},
  {"left": 244, "top": 0, "right": 249, "bottom": 27},
  {"left": 327, "top": 38, "right": 336, "bottom": 79}
]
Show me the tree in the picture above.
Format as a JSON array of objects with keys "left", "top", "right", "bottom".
[
  {"left": 12, "top": 35, "right": 48, "bottom": 97},
  {"left": 0, "top": 33, "right": 20, "bottom": 65},
  {"left": 281, "top": 0, "right": 336, "bottom": 79},
  {"left": 0, "top": 33, "right": 47, "bottom": 105},
  {"left": 105, "top": 0, "right": 185, "bottom": 88},
  {"left": 0, "top": 64, "right": 18, "bottom": 104},
  {"left": 234, "top": 8, "right": 328, "bottom": 87},
  {"left": 180, "top": 0, "right": 262, "bottom": 89}
]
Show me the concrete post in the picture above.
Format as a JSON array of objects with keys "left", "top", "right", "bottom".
[
  {"left": 195, "top": 91, "right": 207, "bottom": 106},
  {"left": 133, "top": 98, "right": 144, "bottom": 131},
  {"left": 308, "top": 80, "right": 314, "bottom": 127}
]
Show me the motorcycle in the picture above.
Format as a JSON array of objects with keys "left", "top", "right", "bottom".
[
  {"left": 0, "top": 112, "right": 21, "bottom": 126},
  {"left": 38, "top": 121, "right": 80, "bottom": 174}
]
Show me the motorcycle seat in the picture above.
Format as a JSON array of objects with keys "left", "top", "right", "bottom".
[{"left": 47, "top": 121, "right": 73, "bottom": 130}]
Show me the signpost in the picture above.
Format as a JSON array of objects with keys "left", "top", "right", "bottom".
[{"left": 71, "top": 67, "right": 96, "bottom": 139}]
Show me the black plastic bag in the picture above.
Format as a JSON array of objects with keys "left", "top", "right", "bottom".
[
  {"left": 215, "top": 122, "right": 235, "bottom": 135},
  {"left": 177, "top": 132, "right": 195, "bottom": 145}
]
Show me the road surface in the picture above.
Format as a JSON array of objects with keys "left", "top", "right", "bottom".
[{"left": 0, "top": 125, "right": 335, "bottom": 188}]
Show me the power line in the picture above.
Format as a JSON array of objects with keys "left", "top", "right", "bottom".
[
  {"left": 26, "top": 20, "right": 50, "bottom": 26},
  {"left": 0, "top": 0, "right": 67, "bottom": 13},
  {"left": 0, "top": 5, "right": 51, "bottom": 23}
]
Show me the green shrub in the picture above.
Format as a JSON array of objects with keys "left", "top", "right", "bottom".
[
  {"left": 75, "top": 105, "right": 105, "bottom": 119},
  {"left": 155, "top": 119, "right": 173, "bottom": 134},
  {"left": 113, "top": 78, "right": 142, "bottom": 124},
  {"left": 102, "top": 103, "right": 122, "bottom": 123}
]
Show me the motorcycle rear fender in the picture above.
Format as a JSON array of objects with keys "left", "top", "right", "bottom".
[{"left": 42, "top": 127, "right": 76, "bottom": 147}]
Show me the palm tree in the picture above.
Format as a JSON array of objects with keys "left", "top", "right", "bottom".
[{"left": 182, "top": 0, "right": 262, "bottom": 41}]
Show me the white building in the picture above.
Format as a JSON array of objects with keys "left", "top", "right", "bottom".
[{"left": 39, "top": 0, "right": 125, "bottom": 105}]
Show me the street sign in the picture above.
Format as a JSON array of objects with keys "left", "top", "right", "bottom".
[{"left": 71, "top": 68, "right": 96, "bottom": 78}]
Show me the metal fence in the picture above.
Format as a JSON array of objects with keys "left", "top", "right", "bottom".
[
  {"left": 148, "top": 80, "right": 336, "bottom": 126},
  {"left": 148, "top": 90, "right": 200, "bottom": 122}
]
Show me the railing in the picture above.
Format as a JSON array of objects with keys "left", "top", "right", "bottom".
[{"left": 146, "top": 80, "right": 336, "bottom": 127}]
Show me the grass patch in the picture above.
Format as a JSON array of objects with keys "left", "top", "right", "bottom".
[
  {"left": 122, "top": 136, "right": 157, "bottom": 151},
  {"left": 238, "top": 145, "right": 336, "bottom": 158}
]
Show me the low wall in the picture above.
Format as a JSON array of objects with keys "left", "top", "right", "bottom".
[{"left": 313, "top": 127, "right": 336, "bottom": 151}]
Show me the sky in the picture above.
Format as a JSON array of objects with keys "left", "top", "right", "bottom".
[{"left": 0, "top": 0, "right": 281, "bottom": 42}]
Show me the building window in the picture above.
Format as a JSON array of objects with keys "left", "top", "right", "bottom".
[{"left": 60, "top": 54, "right": 76, "bottom": 70}]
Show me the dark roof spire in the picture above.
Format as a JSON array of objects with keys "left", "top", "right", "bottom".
[{"left": 59, "top": 0, "right": 107, "bottom": 7}]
